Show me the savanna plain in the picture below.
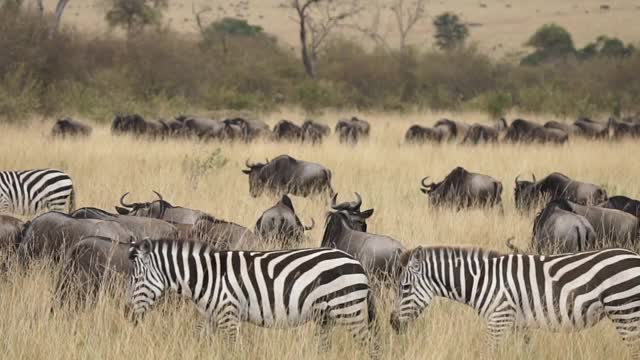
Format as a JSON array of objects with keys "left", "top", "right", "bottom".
[{"left": 1, "top": 110, "right": 638, "bottom": 359}]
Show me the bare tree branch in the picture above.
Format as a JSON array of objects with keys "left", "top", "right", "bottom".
[{"left": 50, "top": 0, "right": 70, "bottom": 36}]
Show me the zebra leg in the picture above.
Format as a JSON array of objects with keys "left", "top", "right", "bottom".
[
  {"left": 314, "top": 313, "right": 332, "bottom": 353},
  {"left": 196, "top": 316, "right": 216, "bottom": 338},
  {"left": 485, "top": 305, "right": 517, "bottom": 353},
  {"left": 605, "top": 307, "right": 640, "bottom": 359},
  {"left": 215, "top": 303, "right": 241, "bottom": 347},
  {"left": 331, "top": 302, "right": 380, "bottom": 359}
]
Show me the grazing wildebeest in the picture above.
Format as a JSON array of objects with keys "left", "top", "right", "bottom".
[
  {"left": 189, "top": 214, "right": 261, "bottom": 250},
  {"left": 550, "top": 199, "right": 639, "bottom": 248},
  {"left": 111, "top": 114, "right": 167, "bottom": 138},
  {"left": 608, "top": 117, "right": 640, "bottom": 139},
  {"left": 514, "top": 172, "right": 608, "bottom": 210},
  {"left": 272, "top": 119, "right": 303, "bottom": 141},
  {"left": 224, "top": 117, "right": 270, "bottom": 141},
  {"left": 335, "top": 116, "right": 370, "bottom": 144},
  {"left": 0, "top": 215, "right": 23, "bottom": 252},
  {"left": 330, "top": 193, "right": 374, "bottom": 231},
  {"left": 159, "top": 117, "right": 187, "bottom": 136},
  {"left": 530, "top": 200, "right": 597, "bottom": 253},
  {"left": 254, "top": 195, "right": 314, "bottom": 245},
  {"left": 504, "top": 118, "right": 568, "bottom": 144},
  {"left": 301, "top": 119, "right": 330, "bottom": 144},
  {"left": 433, "top": 118, "right": 469, "bottom": 142},
  {"left": 599, "top": 195, "right": 640, "bottom": 219},
  {"left": 71, "top": 206, "right": 178, "bottom": 241},
  {"left": 321, "top": 210, "right": 405, "bottom": 282},
  {"left": 55, "top": 235, "right": 130, "bottom": 304},
  {"left": 18, "top": 212, "right": 134, "bottom": 261},
  {"left": 574, "top": 117, "right": 608, "bottom": 139},
  {"left": 242, "top": 155, "right": 334, "bottom": 198},
  {"left": 462, "top": 118, "right": 508, "bottom": 144},
  {"left": 420, "top": 167, "right": 503, "bottom": 208},
  {"left": 544, "top": 120, "right": 580, "bottom": 135},
  {"left": 51, "top": 117, "right": 92, "bottom": 138},
  {"left": 404, "top": 125, "right": 444, "bottom": 144},
  {"left": 181, "top": 117, "right": 240, "bottom": 141}
]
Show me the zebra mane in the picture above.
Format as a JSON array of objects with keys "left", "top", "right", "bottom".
[{"left": 400, "top": 246, "right": 503, "bottom": 268}]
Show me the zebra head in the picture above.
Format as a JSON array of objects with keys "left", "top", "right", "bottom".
[
  {"left": 390, "top": 246, "right": 432, "bottom": 334},
  {"left": 127, "top": 238, "right": 166, "bottom": 323}
]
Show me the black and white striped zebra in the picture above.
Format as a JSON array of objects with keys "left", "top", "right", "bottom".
[
  {"left": 391, "top": 246, "right": 640, "bottom": 358},
  {"left": 128, "top": 239, "right": 379, "bottom": 357},
  {"left": 0, "top": 169, "right": 75, "bottom": 215}
]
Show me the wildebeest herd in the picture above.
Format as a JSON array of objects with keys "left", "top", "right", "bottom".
[{"left": 5, "top": 113, "right": 640, "bottom": 359}]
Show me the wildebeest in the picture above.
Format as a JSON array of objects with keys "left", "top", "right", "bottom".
[
  {"left": 433, "top": 118, "right": 469, "bottom": 142},
  {"left": 190, "top": 214, "right": 261, "bottom": 250},
  {"left": 549, "top": 199, "right": 639, "bottom": 248},
  {"left": 51, "top": 117, "right": 92, "bottom": 138},
  {"left": 115, "top": 191, "right": 205, "bottom": 225},
  {"left": 420, "top": 167, "right": 503, "bottom": 208},
  {"left": 55, "top": 235, "right": 130, "bottom": 304},
  {"left": 70, "top": 206, "right": 179, "bottom": 241},
  {"left": 180, "top": 116, "right": 240, "bottom": 141},
  {"left": 514, "top": 172, "right": 608, "bottom": 210},
  {"left": 335, "top": 116, "right": 370, "bottom": 144},
  {"left": 530, "top": 200, "right": 597, "bottom": 253},
  {"left": 330, "top": 193, "right": 374, "bottom": 231},
  {"left": 254, "top": 195, "right": 314, "bottom": 245},
  {"left": 462, "top": 118, "right": 508, "bottom": 144},
  {"left": 0, "top": 215, "right": 23, "bottom": 253},
  {"left": 504, "top": 118, "right": 568, "bottom": 144},
  {"left": 242, "top": 155, "right": 334, "bottom": 198},
  {"left": 301, "top": 119, "right": 330, "bottom": 144},
  {"left": 111, "top": 114, "right": 167, "bottom": 138},
  {"left": 272, "top": 119, "right": 303, "bottom": 141},
  {"left": 574, "top": 117, "right": 608, "bottom": 139},
  {"left": 544, "top": 120, "right": 579, "bottom": 135},
  {"left": 608, "top": 117, "right": 640, "bottom": 139},
  {"left": 404, "top": 125, "right": 444, "bottom": 144},
  {"left": 18, "top": 212, "right": 134, "bottom": 261},
  {"left": 321, "top": 210, "right": 405, "bottom": 282},
  {"left": 224, "top": 117, "right": 270, "bottom": 142},
  {"left": 599, "top": 195, "right": 640, "bottom": 219}
]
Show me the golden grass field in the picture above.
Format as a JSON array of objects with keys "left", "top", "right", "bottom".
[
  {"left": 39, "top": 0, "right": 640, "bottom": 57},
  {"left": 1, "top": 110, "right": 639, "bottom": 359}
]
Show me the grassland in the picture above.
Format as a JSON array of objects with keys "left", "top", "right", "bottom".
[
  {"left": 42, "top": 0, "right": 640, "bottom": 57},
  {"left": 0, "top": 110, "right": 639, "bottom": 359}
]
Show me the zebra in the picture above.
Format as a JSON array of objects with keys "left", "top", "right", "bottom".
[
  {"left": 0, "top": 169, "right": 75, "bottom": 215},
  {"left": 127, "top": 238, "right": 379, "bottom": 358},
  {"left": 391, "top": 246, "right": 640, "bottom": 358}
]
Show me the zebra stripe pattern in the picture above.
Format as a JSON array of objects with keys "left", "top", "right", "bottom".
[
  {"left": 391, "top": 246, "right": 640, "bottom": 358},
  {"left": 128, "top": 239, "right": 379, "bottom": 357},
  {"left": 0, "top": 169, "right": 75, "bottom": 215}
]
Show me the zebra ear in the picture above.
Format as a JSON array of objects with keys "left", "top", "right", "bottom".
[
  {"left": 140, "top": 238, "right": 152, "bottom": 254},
  {"left": 410, "top": 246, "right": 424, "bottom": 263}
]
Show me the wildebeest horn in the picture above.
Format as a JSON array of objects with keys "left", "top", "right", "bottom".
[
  {"left": 421, "top": 177, "right": 430, "bottom": 188},
  {"left": 120, "top": 192, "right": 134, "bottom": 208},
  {"left": 352, "top": 192, "right": 362, "bottom": 209},
  {"left": 515, "top": 174, "right": 521, "bottom": 184},
  {"left": 152, "top": 190, "right": 163, "bottom": 201},
  {"left": 331, "top": 193, "right": 338, "bottom": 208},
  {"left": 245, "top": 159, "right": 252, "bottom": 168},
  {"left": 304, "top": 218, "right": 315, "bottom": 231}
]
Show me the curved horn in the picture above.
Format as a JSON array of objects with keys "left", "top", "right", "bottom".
[
  {"left": 304, "top": 218, "right": 315, "bottom": 231},
  {"left": 331, "top": 193, "right": 338, "bottom": 208},
  {"left": 120, "top": 192, "right": 134, "bottom": 208},
  {"left": 245, "top": 159, "right": 252, "bottom": 168},
  {"left": 152, "top": 190, "right": 163, "bottom": 201},
  {"left": 352, "top": 192, "right": 362, "bottom": 209},
  {"left": 532, "top": 173, "right": 537, "bottom": 183},
  {"left": 421, "top": 177, "right": 430, "bottom": 188},
  {"left": 515, "top": 174, "right": 521, "bottom": 184}
]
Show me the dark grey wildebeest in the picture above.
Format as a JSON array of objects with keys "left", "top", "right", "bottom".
[
  {"left": 51, "top": 117, "right": 92, "bottom": 138},
  {"left": 55, "top": 235, "right": 130, "bottom": 305},
  {"left": 514, "top": 172, "right": 608, "bottom": 210},
  {"left": 608, "top": 117, "right": 640, "bottom": 139},
  {"left": 18, "top": 212, "right": 134, "bottom": 262},
  {"left": 272, "top": 120, "right": 303, "bottom": 141},
  {"left": 330, "top": 193, "right": 374, "bottom": 231},
  {"left": 321, "top": 210, "right": 405, "bottom": 282},
  {"left": 433, "top": 118, "right": 469, "bottom": 142},
  {"left": 111, "top": 114, "right": 167, "bottom": 138},
  {"left": 550, "top": 199, "right": 639, "bottom": 248},
  {"left": 599, "top": 196, "right": 640, "bottom": 219},
  {"left": 404, "top": 124, "right": 445, "bottom": 144},
  {"left": 224, "top": 117, "right": 270, "bottom": 142},
  {"left": 574, "top": 117, "right": 608, "bottom": 139},
  {"left": 335, "top": 116, "right": 370, "bottom": 144},
  {"left": 462, "top": 118, "right": 508, "bottom": 144},
  {"left": 254, "top": 195, "right": 314, "bottom": 246},
  {"left": 420, "top": 167, "right": 503, "bottom": 208},
  {"left": 544, "top": 121, "right": 580, "bottom": 135},
  {"left": 504, "top": 118, "right": 568, "bottom": 144},
  {"left": 301, "top": 120, "right": 330, "bottom": 144},
  {"left": 528, "top": 200, "right": 597, "bottom": 253},
  {"left": 0, "top": 215, "right": 23, "bottom": 253},
  {"left": 242, "top": 155, "right": 334, "bottom": 198},
  {"left": 189, "top": 214, "right": 261, "bottom": 250}
]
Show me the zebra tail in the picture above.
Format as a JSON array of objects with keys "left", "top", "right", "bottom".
[
  {"left": 68, "top": 187, "right": 76, "bottom": 213},
  {"left": 367, "top": 287, "right": 377, "bottom": 326}
]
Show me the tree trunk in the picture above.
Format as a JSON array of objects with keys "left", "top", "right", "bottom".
[
  {"left": 299, "top": 15, "right": 316, "bottom": 78},
  {"left": 50, "top": 0, "right": 70, "bottom": 36}
]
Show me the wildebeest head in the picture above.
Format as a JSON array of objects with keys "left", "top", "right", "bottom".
[
  {"left": 329, "top": 192, "right": 374, "bottom": 232},
  {"left": 242, "top": 159, "right": 269, "bottom": 197},
  {"left": 514, "top": 174, "right": 537, "bottom": 209},
  {"left": 116, "top": 191, "right": 173, "bottom": 217}
]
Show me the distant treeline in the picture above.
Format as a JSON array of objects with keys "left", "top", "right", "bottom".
[{"left": 0, "top": 7, "right": 639, "bottom": 122}]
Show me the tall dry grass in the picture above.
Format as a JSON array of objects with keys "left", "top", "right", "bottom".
[{"left": 1, "top": 110, "right": 639, "bottom": 359}]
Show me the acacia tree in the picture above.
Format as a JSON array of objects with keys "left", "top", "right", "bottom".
[
  {"left": 433, "top": 12, "right": 469, "bottom": 51},
  {"left": 105, "top": 0, "right": 168, "bottom": 37},
  {"left": 289, "top": 0, "right": 362, "bottom": 78}
]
